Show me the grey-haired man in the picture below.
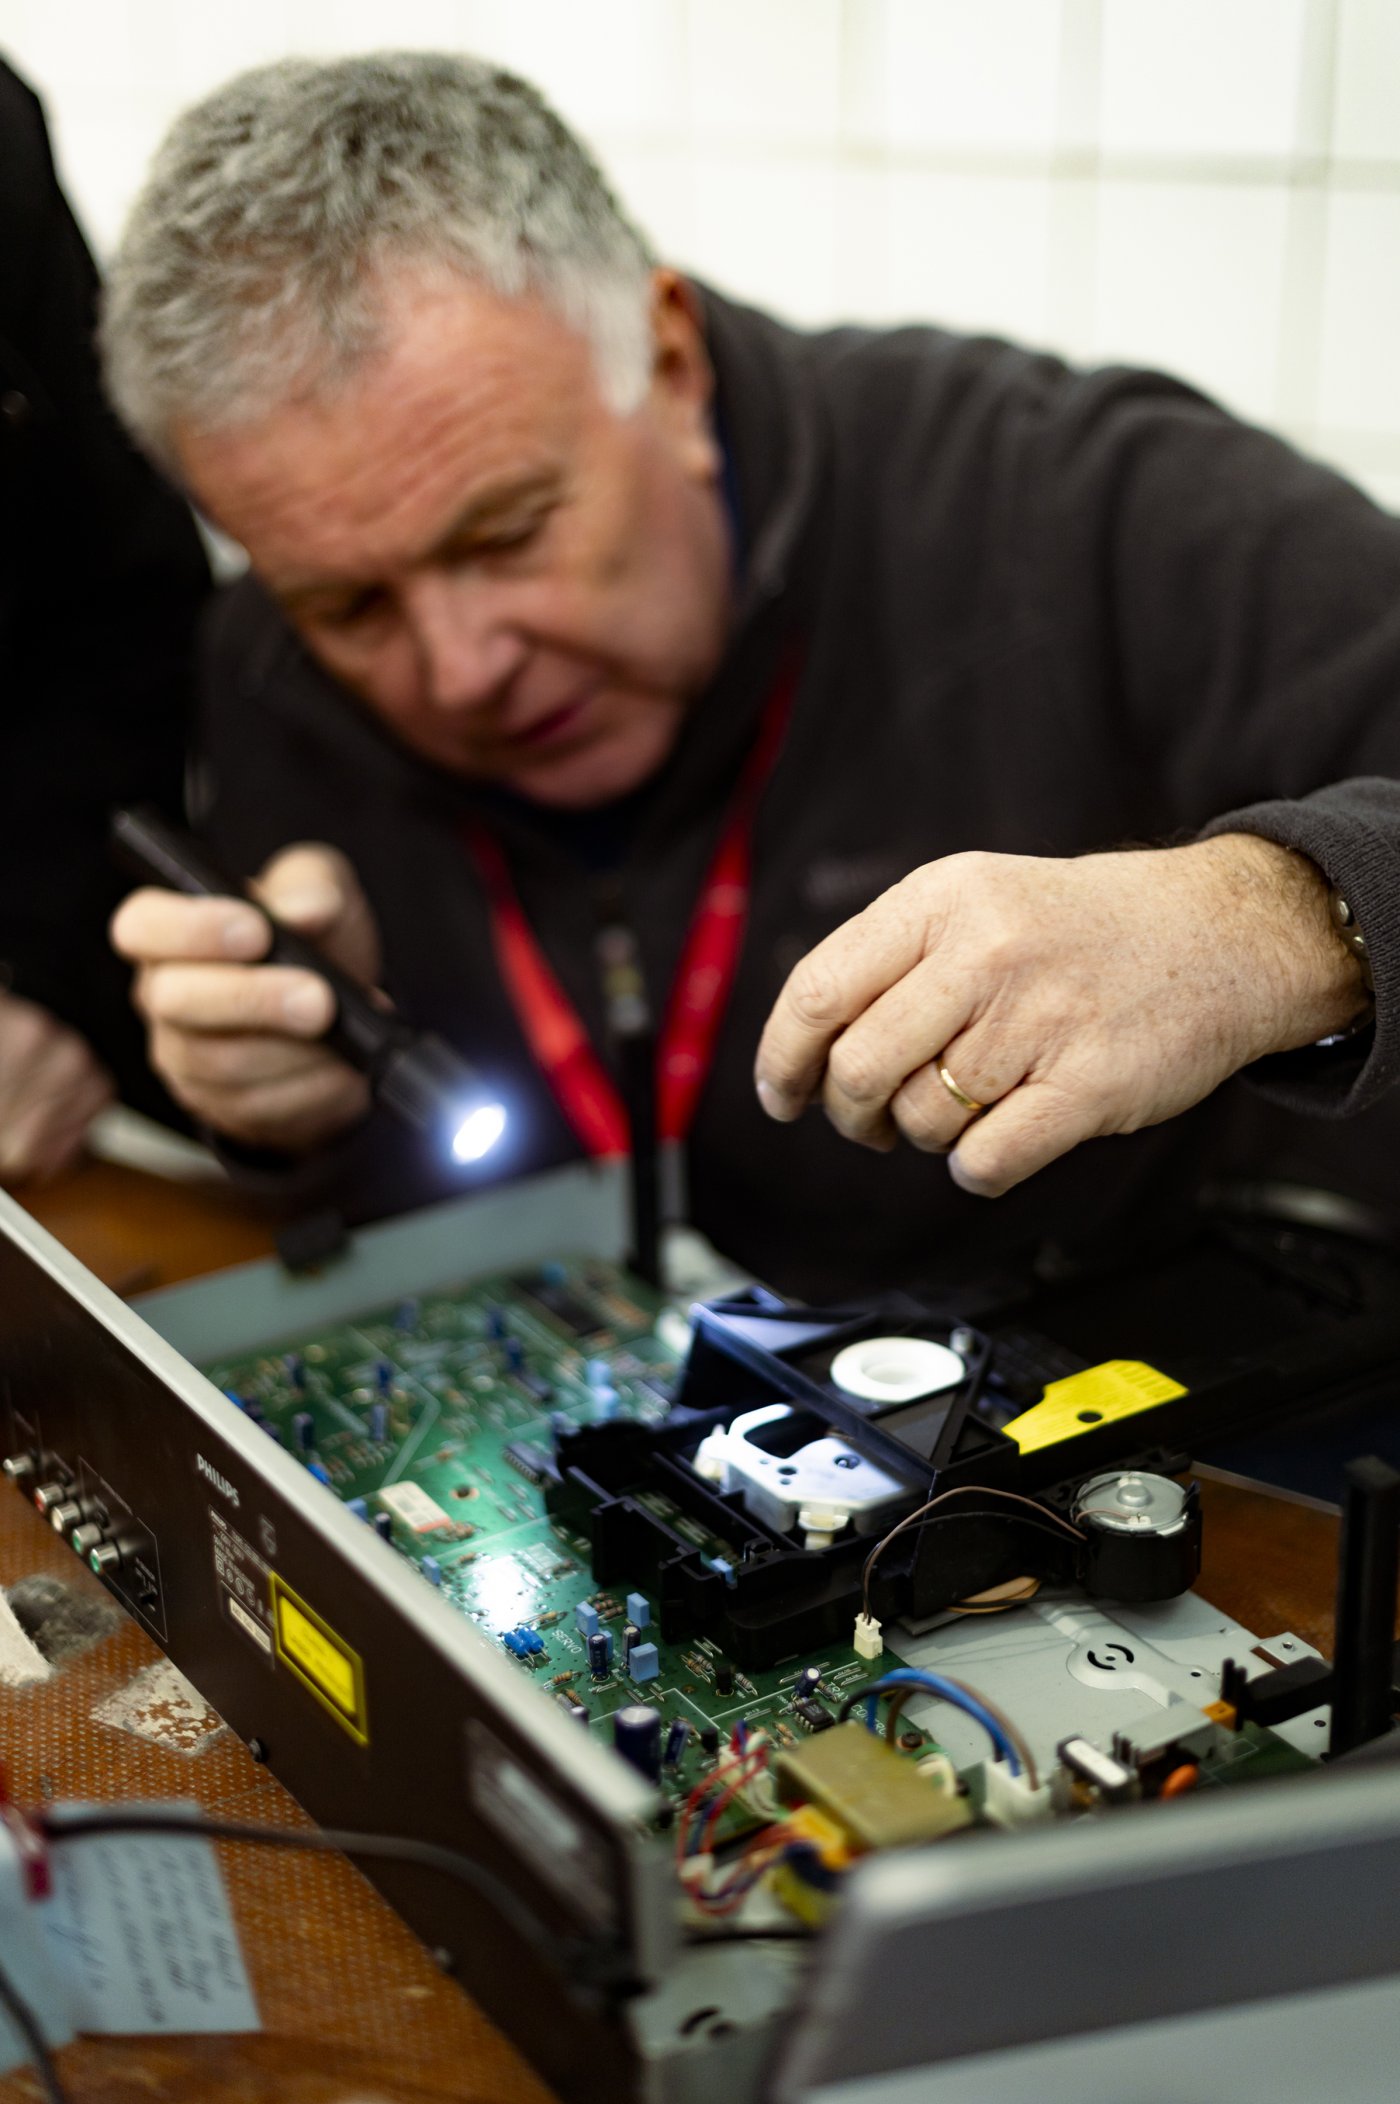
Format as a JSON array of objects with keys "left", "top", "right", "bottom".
[{"left": 108, "top": 54, "right": 1398, "bottom": 1299}]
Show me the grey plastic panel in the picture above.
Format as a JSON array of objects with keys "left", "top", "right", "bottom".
[{"left": 769, "top": 1759, "right": 1400, "bottom": 2097}]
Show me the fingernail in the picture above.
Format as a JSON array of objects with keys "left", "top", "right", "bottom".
[
  {"left": 948, "top": 1153, "right": 994, "bottom": 1198},
  {"left": 756, "top": 1078, "right": 800, "bottom": 1123},
  {"left": 221, "top": 912, "right": 267, "bottom": 959},
  {"left": 276, "top": 887, "right": 338, "bottom": 926},
  {"left": 283, "top": 980, "right": 331, "bottom": 1031}
]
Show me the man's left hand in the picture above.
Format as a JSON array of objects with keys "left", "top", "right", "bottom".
[{"left": 754, "top": 835, "right": 1369, "bottom": 1198}]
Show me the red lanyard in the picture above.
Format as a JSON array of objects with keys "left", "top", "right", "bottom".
[{"left": 464, "top": 651, "right": 799, "bottom": 1158}]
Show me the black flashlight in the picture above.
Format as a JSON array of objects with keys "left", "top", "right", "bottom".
[{"left": 111, "top": 807, "right": 508, "bottom": 1165}]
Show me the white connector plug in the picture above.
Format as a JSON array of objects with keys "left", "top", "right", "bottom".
[{"left": 853, "top": 1611, "right": 884, "bottom": 1661}]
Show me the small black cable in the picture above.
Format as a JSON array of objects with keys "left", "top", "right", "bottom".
[
  {"left": 684, "top": 1923, "right": 810, "bottom": 1943},
  {"left": 0, "top": 1953, "right": 68, "bottom": 2104},
  {"left": 36, "top": 1809, "right": 630, "bottom": 1994}
]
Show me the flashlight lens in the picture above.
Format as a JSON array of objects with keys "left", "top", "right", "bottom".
[{"left": 451, "top": 1102, "right": 508, "bottom": 1163}]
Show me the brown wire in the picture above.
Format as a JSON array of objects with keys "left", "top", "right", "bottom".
[
  {"left": 879, "top": 1672, "right": 1040, "bottom": 1791},
  {"left": 861, "top": 1485, "right": 1084, "bottom": 1617}
]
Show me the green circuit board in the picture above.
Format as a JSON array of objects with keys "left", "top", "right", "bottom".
[
  {"left": 202, "top": 1257, "right": 902, "bottom": 1817},
  {"left": 202, "top": 1254, "right": 1315, "bottom": 1830}
]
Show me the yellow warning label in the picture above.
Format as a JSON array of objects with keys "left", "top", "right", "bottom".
[
  {"left": 1002, "top": 1360, "right": 1187, "bottom": 1456},
  {"left": 270, "top": 1573, "right": 369, "bottom": 1746}
]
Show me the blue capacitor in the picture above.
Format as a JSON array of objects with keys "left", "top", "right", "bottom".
[
  {"left": 346, "top": 1497, "right": 369, "bottom": 1521},
  {"left": 588, "top": 1630, "right": 612, "bottom": 1679},
  {"left": 796, "top": 1666, "right": 822, "bottom": 1701},
  {"left": 284, "top": 1352, "right": 306, "bottom": 1390},
  {"left": 575, "top": 1600, "right": 601, "bottom": 1640},
  {"left": 422, "top": 1555, "right": 442, "bottom": 1586},
  {"left": 628, "top": 1642, "right": 660, "bottom": 1684},
  {"left": 375, "top": 1359, "right": 393, "bottom": 1392},
  {"left": 626, "top": 1592, "right": 650, "bottom": 1630},
  {"left": 292, "top": 1411, "right": 315, "bottom": 1453},
  {"left": 663, "top": 1718, "right": 690, "bottom": 1767},
  {"left": 369, "top": 1401, "right": 389, "bottom": 1445},
  {"left": 502, "top": 1628, "right": 529, "bottom": 1656},
  {"left": 373, "top": 1510, "right": 393, "bottom": 1542},
  {"left": 612, "top": 1706, "right": 662, "bottom": 1783},
  {"left": 308, "top": 1460, "right": 332, "bottom": 1486}
]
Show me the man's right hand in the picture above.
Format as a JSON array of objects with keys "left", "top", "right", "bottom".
[{"left": 110, "top": 843, "right": 381, "bottom": 1154}]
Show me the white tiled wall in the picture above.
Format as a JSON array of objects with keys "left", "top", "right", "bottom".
[{"left": 4, "top": 0, "right": 1400, "bottom": 506}]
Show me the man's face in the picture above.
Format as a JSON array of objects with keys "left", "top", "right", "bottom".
[{"left": 174, "top": 271, "right": 734, "bottom": 807}]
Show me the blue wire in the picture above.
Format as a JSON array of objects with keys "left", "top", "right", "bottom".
[{"left": 858, "top": 1669, "right": 1022, "bottom": 1775}]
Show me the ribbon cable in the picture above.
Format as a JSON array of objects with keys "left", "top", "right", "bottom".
[{"left": 464, "top": 651, "right": 799, "bottom": 1158}]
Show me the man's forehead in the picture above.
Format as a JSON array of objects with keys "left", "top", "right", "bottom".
[{"left": 175, "top": 279, "right": 597, "bottom": 584}]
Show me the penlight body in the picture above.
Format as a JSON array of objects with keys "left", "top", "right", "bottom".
[{"left": 111, "top": 806, "right": 508, "bottom": 1165}]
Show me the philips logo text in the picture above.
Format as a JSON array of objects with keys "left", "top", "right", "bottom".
[{"left": 197, "top": 1454, "right": 239, "bottom": 1507}]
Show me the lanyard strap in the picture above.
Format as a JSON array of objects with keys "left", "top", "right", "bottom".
[{"left": 464, "top": 650, "right": 799, "bottom": 1158}]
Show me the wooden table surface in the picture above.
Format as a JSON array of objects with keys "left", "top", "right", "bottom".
[{"left": 0, "top": 1154, "right": 1345, "bottom": 2102}]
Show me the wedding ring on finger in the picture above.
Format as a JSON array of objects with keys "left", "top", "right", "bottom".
[{"left": 936, "top": 1062, "right": 986, "bottom": 1118}]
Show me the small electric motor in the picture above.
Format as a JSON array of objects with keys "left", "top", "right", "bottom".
[{"left": 1073, "top": 1471, "right": 1202, "bottom": 1603}]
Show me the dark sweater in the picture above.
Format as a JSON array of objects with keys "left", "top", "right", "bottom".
[
  {"left": 0, "top": 60, "right": 208, "bottom": 1115},
  {"left": 199, "top": 290, "right": 1400, "bottom": 1300}
]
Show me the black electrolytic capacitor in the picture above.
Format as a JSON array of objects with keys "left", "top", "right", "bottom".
[
  {"left": 613, "top": 1705, "right": 662, "bottom": 1783},
  {"left": 588, "top": 1630, "right": 612, "bottom": 1679}
]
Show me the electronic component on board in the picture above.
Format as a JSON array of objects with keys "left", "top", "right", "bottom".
[
  {"left": 372, "top": 1511, "right": 393, "bottom": 1543},
  {"left": 776, "top": 1723, "right": 971, "bottom": 1850},
  {"left": 504, "top": 1440, "right": 553, "bottom": 1484},
  {"left": 588, "top": 1631, "right": 612, "bottom": 1679},
  {"left": 664, "top": 1719, "right": 690, "bottom": 1766},
  {"left": 1058, "top": 1736, "right": 1138, "bottom": 1805},
  {"left": 626, "top": 1592, "right": 650, "bottom": 1629},
  {"left": 613, "top": 1705, "right": 662, "bottom": 1782},
  {"left": 368, "top": 1400, "right": 389, "bottom": 1444},
  {"left": 522, "top": 1272, "right": 602, "bottom": 1339},
  {"left": 714, "top": 1662, "right": 735, "bottom": 1697},
  {"left": 575, "top": 1601, "right": 601, "bottom": 1639},
  {"left": 627, "top": 1642, "right": 659, "bottom": 1684},
  {"left": 292, "top": 1411, "right": 315, "bottom": 1453},
  {"left": 794, "top": 1697, "right": 835, "bottom": 1733}
]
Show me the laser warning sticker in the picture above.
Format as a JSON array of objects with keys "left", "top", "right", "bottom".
[{"left": 269, "top": 1573, "right": 368, "bottom": 1745}]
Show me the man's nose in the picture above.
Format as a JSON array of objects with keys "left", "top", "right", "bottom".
[{"left": 404, "top": 572, "right": 528, "bottom": 712}]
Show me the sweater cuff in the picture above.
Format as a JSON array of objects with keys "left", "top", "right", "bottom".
[{"left": 1198, "top": 785, "right": 1400, "bottom": 1117}]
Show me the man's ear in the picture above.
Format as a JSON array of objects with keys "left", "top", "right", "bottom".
[{"left": 647, "top": 268, "right": 722, "bottom": 482}]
